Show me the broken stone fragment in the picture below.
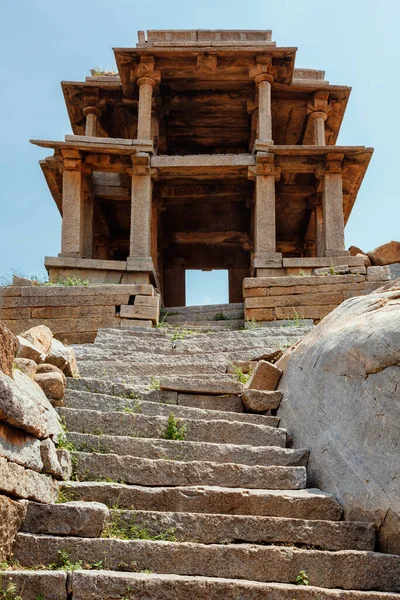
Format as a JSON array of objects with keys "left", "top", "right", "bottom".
[
  {"left": 0, "top": 421, "right": 43, "bottom": 472},
  {"left": 0, "top": 456, "right": 58, "bottom": 503},
  {"left": 40, "top": 438, "right": 63, "bottom": 478},
  {"left": 367, "top": 240, "right": 400, "bottom": 266},
  {"left": 56, "top": 448, "right": 72, "bottom": 481},
  {"left": 0, "top": 494, "right": 27, "bottom": 561},
  {"left": 244, "top": 360, "right": 282, "bottom": 391},
  {"left": 241, "top": 389, "right": 282, "bottom": 412},
  {"left": 13, "top": 358, "right": 37, "bottom": 378},
  {"left": 35, "top": 366, "right": 66, "bottom": 404},
  {"left": 0, "top": 323, "right": 17, "bottom": 377},
  {"left": 12, "top": 275, "right": 35, "bottom": 287},
  {"left": 21, "top": 325, "right": 53, "bottom": 356},
  {"left": 63, "top": 347, "right": 79, "bottom": 378},
  {"left": 16, "top": 336, "right": 45, "bottom": 363},
  {"left": 45, "top": 337, "right": 70, "bottom": 370}
]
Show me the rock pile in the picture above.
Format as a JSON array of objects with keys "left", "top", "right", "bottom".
[{"left": 0, "top": 322, "right": 76, "bottom": 561}]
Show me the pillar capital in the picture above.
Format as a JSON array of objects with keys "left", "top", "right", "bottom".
[
  {"left": 314, "top": 153, "right": 345, "bottom": 179},
  {"left": 254, "top": 72, "right": 274, "bottom": 85},
  {"left": 137, "top": 76, "right": 157, "bottom": 89},
  {"left": 135, "top": 55, "right": 161, "bottom": 84},
  {"left": 83, "top": 105, "right": 102, "bottom": 118},
  {"left": 248, "top": 153, "right": 280, "bottom": 180},
  {"left": 308, "top": 110, "right": 328, "bottom": 122},
  {"left": 249, "top": 60, "right": 274, "bottom": 81}
]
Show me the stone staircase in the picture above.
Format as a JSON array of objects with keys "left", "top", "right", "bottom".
[{"left": 7, "top": 318, "right": 400, "bottom": 598}]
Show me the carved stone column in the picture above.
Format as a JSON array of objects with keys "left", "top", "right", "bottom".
[
  {"left": 248, "top": 153, "right": 282, "bottom": 272},
  {"left": 60, "top": 151, "right": 85, "bottom": 256},
  {"left": 83, "top": 106, "right": 102, "bottom": 137},
  {"left": 137, "top": 77, "right": 156, "bottom": 140},
  {"left": 129, "top": 155, "right": 153, "bottom": 261},
  {"left": 310, "top": 110, "right": 328, "bottom": 146},
  {"left": 255, "top": 73, "right": 274, "bottom": 145},
  {"left": 317, "top": 154, "right": 349, "bottom": 257}
]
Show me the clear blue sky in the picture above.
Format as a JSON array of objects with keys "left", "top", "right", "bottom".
[{"left": 1, "top": 0, "right": 399, "bottom": 305}]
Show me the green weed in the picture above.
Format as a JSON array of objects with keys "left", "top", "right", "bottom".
[
  {"left": 295, "top": 569, "right": 310, "bottom": 585},
  {"left": 163, "top": 413, "right": 187, "bottom": 441},
  {"left": 103, "top": 512, "right": 177, "bottom": 542}
]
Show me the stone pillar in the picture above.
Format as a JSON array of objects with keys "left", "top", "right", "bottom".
[
  {"left": 61, "top": 155, "right": 85, "bottom": 256},
  {"left": 248, "top": 154, "right": 282, "bottom": 273},
  {"left": 137, "top": 77, "right": 156, "bottom": 140},
  {"left": 83, "top": 106, "right": 101, "bottom": 137},
  {"left": 130, "top": 165, "right": 152, "bottom": 260},
  {"left": 315, "top": 203, "right": 325, "bottom": 257},
  {"left": 310, "top": 111, "right": 327, "bottom": 146},
  {"left": 255, "top": 73, "right": 274, "bottom": 145},
  {"left": 321, "top": 156, "right": 348, "bottom": 257},
  {"left": 82, "top": 186, "right": 94, "bottom": 259}
]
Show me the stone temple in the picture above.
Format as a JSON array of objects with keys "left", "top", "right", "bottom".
[{"left": 34, "top": 29, "right": 372, "bottom": 307}]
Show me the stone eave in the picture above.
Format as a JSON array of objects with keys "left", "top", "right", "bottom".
[
  {"left": 114, "top": 46, "right": 297, "bottom": 94},
  {"left": 30, "top": 137, "right": 153, "bottom": 155}
]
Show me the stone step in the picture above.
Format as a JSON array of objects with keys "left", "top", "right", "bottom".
[
  {"left": 68, "top": 432, "right": 309, "bottom": 467},
  {"left": 76, "top": 358, "right": 235, "bottom": 378},
  {"left": 64, "top": 390, "right": 279, "bottom": 427},
  {"left": 20, "top": 501, "right": 108, "bottom": 538},
  {"left": 63, "top": 571, "right": 400, "bottom": 600},
  {"left": 3, "top": 571, "right": 399, "bottom": 600},
  {"left": 72, "top": 452, "right": 307, "bottom": 489},
  {"left": 67, "top": 379, "right": 245, "bottom": 412},
  {"left": 13, "top": 535, "right": 400, "bottom": 591},
  {"left": 60, "top": 483, "right": 342, "bottom": 520},
  {"left": 58, "top": 408, "right": 287, "bottom": 447},
  {"left": 165, "top": 319, "right": 245, "bottom": 328},
  {"left": 159, "top": 376, "right": 243, "bottom": 395},
  {"left": 165, "top": 302, "right": 244, "bottom": 315},
  {"left": 105, "top": 509, "right": 375, "bottom": 551}
]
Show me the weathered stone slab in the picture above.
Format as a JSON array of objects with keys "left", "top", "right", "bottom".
[
  {"left": 368, "top": 241, "right": 400, "bottom": 266},
  {"left": 0, "top": 571, "right": 67, "bottom": 599},
  {"left": 0, "top": 494, "right": 26, "bottom": 561},
  {"left": 0, "top": 323, "right": 17, "bottom": 377},
  {"left": 160, "top": 377, "right": 243, "bottom": 395},
  {"left": 274, "top": 305, "right": 337, "bottom": 320},
  {"left": 0, "top": 307, "right": 31, "bottom": 320},
  {"left": 31, "top": 305, "right": 115, "bottom": 319},
  {"left": 21, "top": 501, "right": 108, "bottom": 537},
  {"left": 59, "top": 408, "right": 285, "bottom": 447},
  {"left": 245, "top": 361, "right": 282, "bottom": 391},
  {"left": 367, "top": 265, "right": 391, "bottom": 282},
  {"left": 245, "top": 291, "right": 343, "bottom": 309},
  {"left": 0, "top": 370, "right": 47, "bottom": 438},
  {"left": 242, "top": 390, "right": 282, "bottom": 412},
  {"left": 0, "top": 457, "right": 58, "bottom": 503},
  {"left": 62, "top": 482, "right": 342, "bottom": 520},
  {"left": 0, "top": 294, "right": 130, "bottom": 308},
  {"left": 20, "top": 284, "right": 153, "bottom": 296},
  {"left": 68, "top": 432, "right": 308, "bottom": 467},
  {"left": 69, "top": 571, "right": 400, "bottom": 600},
  {"left": 177, "top": 393, "right": 242, "bottom": 412},
  {"left": 73, "top": 452, "right": 306, "bottom": 489},
  {"left": 108, "top": 509, "right": 375, "bottom": 551},
  {"left": 243, "top": 274, "right": 365, "bottom": 288},
  {"left": 0, "top": 422, "right": 43, "bottom": 472},
  {"left": 14, "top": 535, "right": 400, "bottom": 591}
]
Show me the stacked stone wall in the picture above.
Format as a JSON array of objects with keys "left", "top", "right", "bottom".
[
  {"left": 0, "top": 283, "right": 160, "bottom": 345},
  {"left": 244, "top": 266, "right": 393, "bottom": 323}
]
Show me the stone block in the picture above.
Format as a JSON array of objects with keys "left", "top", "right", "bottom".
[
  {"left": 275, "top": 305, "right": 337, "bottom": 320},
  {"left": 16, "top": 335, "right": 45, "bottom": 363},
  {"left": 243, "top": 287, "right": 268, "bottom": 298},
  {"left": 0, "top": 494, "right": 26, "bottom": 561},
  {"left": 34, "top": 370, "right": 66, "bottom": 402},
  {"left": 313, "top": 265, "right": 350, "bottom": 276},
  {"left": 12, "top": 275, "right": 35, "bottom": 286},
  {"left": 0, "top": 456, "right": 58, "bottom": 503},
  {"left": 120, "top": 319, "right": 153, "bottom": 328},
  {"left": 0, "top": 370, "right": 47, "bottom": 438},
  {"left": 0, "top": 293, "right": 131, "bottom": 308},
  {"left": 367, "top": 241, "right": 400, "bottom": 266},
  {"left": 245, "top": 360, "right": 282, "bottom": 391},
  {"left": 20, "top": 283, "right": 154, "bottom": 297},
  {"left": 367, "top": 265, "right": 391, "bottom": 282},
  {"left": 0, "top": 572, "right": 67, "bottom": 599},
  {"left": 31, "top": 305, "right": 115, "bottom": 319},
  {"left": 120, "top": 304, "right": 158, "bottom": 324},
  {"left": 0, "top": 422, "right": 43, "bottom": 472},
  {"left": 21, "top": 325, "right": 53, "bottom": 355},
  {"left": 160, "top": 377, "right": 243, "bottom": 395},
  {"left": 243, "top": 274, "right": 365, "bottom": 289},
  {"left": 0, "top": 323, "right": 17, "bottom": 377},
  {"left": 56, "top": 448, "right": 72, "bottom": 481},
  {"left": 13, "top": 358, "right": 37, "bottom": 377},
  {"left": 242, "top": 390, "right": 282, "bottom": 412},
  {"left": 245, "top": 291, "right": 343, "bottom": 309},
  {"left": 0, "top": 307, "right": 30, "bottom": 320},
  {"left": 20, "top": 500, "right": 108, "bottom": 537},
  {"left": 40, "top": 438, "right": 62, "bottom": 478},
  {"left": 245, "top": 308, "right": 274, "bottom": 321},
  {"left": 134, "top": 295, "right": 160, "bottom": 308}
]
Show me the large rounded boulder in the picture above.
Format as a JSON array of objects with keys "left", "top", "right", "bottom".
[{"left": 278, "top": 279, "right": 400, "bottom": 554}]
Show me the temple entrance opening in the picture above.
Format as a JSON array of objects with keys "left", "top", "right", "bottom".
[{"left": 186, "top": 270, "right": 228, "bottom": 307}]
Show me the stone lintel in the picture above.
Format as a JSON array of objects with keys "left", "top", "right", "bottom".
[
  {"left": 282, "top": 256, "right": 364, "bottom": 268},
  {"left": 253, "top": 253, "right": 283, "bottom": 269},
  {"left": 151, "top": 154, "right": 255, "bottom": 169},
  {"left": 45, "top": 257, "right": 127, "bottom": 271},
  {"left": 126, "top": 257, "right": 155, "bottom": 273}
]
